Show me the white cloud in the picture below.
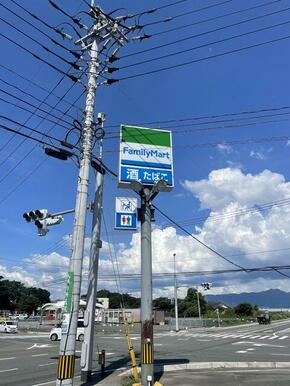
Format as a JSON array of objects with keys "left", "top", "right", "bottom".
[
  {"left": 182, "top": 168, "right": 290, "bottom": 211},
  {"left": 216, "top": 143, "right": 233, "bottom": 155},
  {"left": 250, "top": 150, "right": 265, "bottom": 160},
  {"left": 3, "top": 168, "right": 290, "bottom": 298}
]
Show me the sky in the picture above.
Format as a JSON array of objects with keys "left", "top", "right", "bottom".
[{"left": 1, "top": 0, "right": 290, "bottom": 301}]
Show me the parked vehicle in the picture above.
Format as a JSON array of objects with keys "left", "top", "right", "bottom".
[
  {"left": 49, "top": 319, "right": 84, "bottom": 341},
  {"left": 257, "top": 313, "right": 271, "bottom": 324},
  {"left": 0, "top": 320, "right": 18, "bottom": 333}
]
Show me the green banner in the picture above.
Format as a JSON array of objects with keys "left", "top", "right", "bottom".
[
  {"left": 121, "top": 125, "right": 171, "bottom": 147},
  {"left": 64, "top": 272, "right": 74, "bottom": 313}
]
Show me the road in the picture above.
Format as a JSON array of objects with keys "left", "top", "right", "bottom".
[{"left": 1, "top": 320, "right": 290, "bottom": 385}]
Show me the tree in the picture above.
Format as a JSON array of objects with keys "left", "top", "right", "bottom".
[
  {"left": 153, "top": 297, "right": 173, "bottom": 313},
  {"left": 234, "top": 303, "right": 254, "bottom": 317},
  {"left": 0, "top": 277, "right": 50, "bottom": 313}
]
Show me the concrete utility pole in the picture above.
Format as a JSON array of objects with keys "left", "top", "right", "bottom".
[
  {"left": 173, "top": 253, "right": 179, "bottom": 332},
  {"left": 81, "top": 113, "right": 105, "bottom": 382},
  {"left": 56, "top": 36, "right": 98, "bottom": 386},
  {"left": 196, "top": 289, "right": 201, "bottom": 321},
  {"left": 56, "top": 6, "right": 132, "bottom": 385}
]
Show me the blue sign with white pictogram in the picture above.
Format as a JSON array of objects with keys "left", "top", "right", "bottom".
[{"left": 115, "top": 197, "right": 137, "bottom": 230}]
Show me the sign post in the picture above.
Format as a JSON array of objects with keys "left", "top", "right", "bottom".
[{"left": 117, "top": 125, "right": 173, "bottom": 386}]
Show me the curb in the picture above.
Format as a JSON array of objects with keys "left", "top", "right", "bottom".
[
  {"left": 158, "top": 361, "right": 290, "bottom": 372},
  {"left": 119, "top": 362, "right": 290, "bottom": 377}
]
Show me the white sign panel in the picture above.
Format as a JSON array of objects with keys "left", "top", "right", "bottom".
[{"left": 118, "top": 125, "right": 174, "bottom": 190}]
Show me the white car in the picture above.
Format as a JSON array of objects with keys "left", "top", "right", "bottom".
[
  {"left": 49, "top": 320, "right": 85, "bottom": 341},
  {"left": 0, "top": 321, "right": 18, "bottom": 333}
]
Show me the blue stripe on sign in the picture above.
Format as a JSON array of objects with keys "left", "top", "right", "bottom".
[
  {"left": 121, "top": 160, "right": 172, "bottom": 169},
  {"left": 120, "top": 166, "right": 173, "bottom": 186}
]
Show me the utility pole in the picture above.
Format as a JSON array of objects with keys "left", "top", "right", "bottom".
[
  {"left": 56, "top": 34, "right": 98, "bottom": 386},
  {"left": 196, "top": 288, "right": 201, "bottom": 321},
  {"left": 56, "top": 6, "right": 133, "bottom": 384},
  {"left": 81, "top": 113, "right": 105, "bottom": 382},
  {"left": 173, "top": 253, "right": 179, "bottom": 332}
]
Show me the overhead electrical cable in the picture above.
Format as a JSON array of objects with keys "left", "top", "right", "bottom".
[
  {"left": 152, "top": 205, "right": 246, "bottom": 270},
  {"left": 8, "top": 0, "right": 75, "bottom": 41},
  {"left": 0, "top": 94, "right": 73, "bottom": 131},
  {"left": 0, "top": 17, "right": 81, "bottom": 69},
  {"left": 119, "top": 15, "right": 290, "bottom": 70},
  {"left": 105, "top": 116, "right": 290, "bottom": 141},
  {"left": 112, "top": 33, "right": 290, "bottom": 82},
  {"left": 0, "top": 2, "right": 81, "bottom": 59},
  {"left": 136, "top": 0, "right": 283, "bottom": 41},
  {"left": 0, "top": 32, "right": 79, "bottom": 82},
  {"left": 0, "top": 64, "right": 83, "bottom": 112},
  {"left": 0, "top": 70, "right": 78, "bottom": 167},
  {"left": 105, "top": 103, "right": 290, "bottom": 130},
  {"left": 0, "top": 89, "right": 85, "bottom": 204},
  {"left": 139, "top": 0, "right": 233, "bottom": 28},
  {"left": 0, "top": 123, "right": 74, "bottom": 152},
  {"left": 0, "top": 79, "right": 76, "bottom": 122}
]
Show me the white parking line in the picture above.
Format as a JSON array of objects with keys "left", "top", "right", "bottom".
[
  {"left": 278, "top": 336, "right": 288, "bottom": 340},
  {"left": 0, "top": 368, "right": 18, "bottom": 373},
  {"left": 249, "top": 335, "right": 261, "bottom": 339},
  {"left": 39, "top": 362, "right": 55, "bottom": 367},
  {"left": 269, "top": 336, "right": 278, "bottom": 340},
  {"left": 259, "top": 336, "right": 270, "bottom": 339},
  {"left": 0, "top": 357, "right": 16, "bottom": 361},
  {"left": 32, "top": 354, "right": 48, "bottom": 357}
]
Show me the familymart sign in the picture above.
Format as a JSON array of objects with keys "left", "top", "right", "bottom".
[{"left": 118, "top": 125, "right": 174, "bottom": 190}]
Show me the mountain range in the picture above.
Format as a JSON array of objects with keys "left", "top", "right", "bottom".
[{"left": 205, "top": 289, "right": 290, "bottom": 308}]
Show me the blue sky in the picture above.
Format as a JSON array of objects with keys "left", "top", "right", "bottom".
[{"left": 1, "top": 0, "right": 290, "bottom": 300}]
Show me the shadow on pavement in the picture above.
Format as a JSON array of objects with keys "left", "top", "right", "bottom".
[
  {"left": 154, "top": 358, "right": 190, "bottom": 381},
  {"left": 79, "top": 356, "right": 131, "bottom": 386}
]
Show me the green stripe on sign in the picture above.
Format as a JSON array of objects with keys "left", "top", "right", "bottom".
[{"left": 121, "top": 125, "right": 171, "bottom": 147}]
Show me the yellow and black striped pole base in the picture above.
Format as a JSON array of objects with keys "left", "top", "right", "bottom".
[
  {"left": 57, "top": 355, "right": 75, "bottom": 380},
  {"left": 141, "top": 342, "right": 153, "bottom": 364}
]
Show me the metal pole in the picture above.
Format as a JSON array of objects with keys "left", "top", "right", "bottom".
[
  {"left": 56, "top": 38, "right": 98, "bottom": 386},
  {"left": 80, "top": 144, "right": 104, "bottom": 382},
  {"left": 196, "top": 289, "right": 201, "bottom": 321},
  {"left": 140, "top": 189, "right": 154, "bottom": 386},
  {"left": 173, "top": 253, "right": 179, "bottom": 332}
]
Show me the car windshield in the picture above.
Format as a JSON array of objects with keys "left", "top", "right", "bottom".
[{"left": 6, "top": 322, "right": 15, "bottom": 325}]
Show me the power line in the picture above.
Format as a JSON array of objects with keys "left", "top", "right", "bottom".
[
  {"left": 0, "top": 32, "right": 79, "bottom": 82},
  {"left": 0, "top": 70, "right": 77, "bottom": 169},
  {"left": 131, "top": 0, "right": 283, "bottom": 46},
  {"left": 105, "top": 116, "right": 290, "bottom": 141},
  {"left": 105, "top": 102, "right": 290, "bottom": 130},
  {"left": 119, "top": 7, "right": 290, "bottom": 70},
  {"left": 8, "top": 0, "right": 75, "bottom": 41},
  {"left": 110, "top": 33, "right": 290, "bottom": 82},
  {"left": 140, "top": 0, "right": 233, "bottom": 28},
  {"left": 0, "top": 94, "right": 73, "bottom": 131},
  {"left": 0, "top": 2, "right": 81, "bottom": 59},
  {"left": 0, "top": 79, "right": 76, "bottom": 123},
  {"left": 0, "top": 115, "right": 75, "bottom": 146},
  {"left": 0, "top": 88, "right": 85, "bottom": 204},
  {"left": 152, "top": 204, "right": 246, "bottom": 270},
  {"left": 0, "top": 123, "right": 71, "bottom": 151},
  {"left": 0, "top": 17, "right": 82, "bottom": 69},
  {"left": 0, "top": 63, "right": 83, "bottom": 112}
]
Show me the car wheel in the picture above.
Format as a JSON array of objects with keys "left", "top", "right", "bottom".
[
  {"left": 78, "top": 334, "right": 84, "bottom": 342},
  {"left": 50, "top": 333, "right": 58, "bottom": 341}
]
